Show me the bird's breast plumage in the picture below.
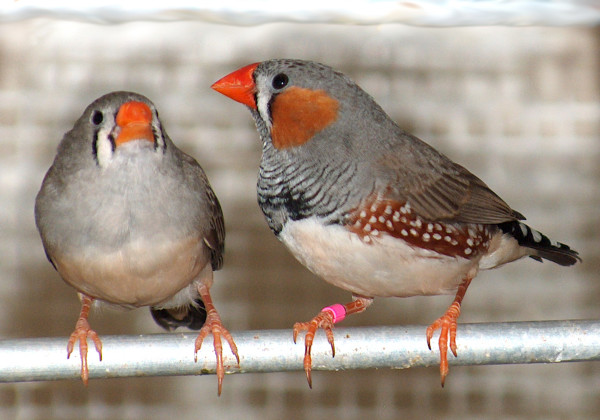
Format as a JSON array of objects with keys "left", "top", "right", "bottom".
[
  {"left": 257, "top": 138, "right": 367, "bottom": 235},
  {"left": 40, "top": 143, "right": 205, "bottom": 250},
  {"left": 54, "top": 236, "right": 209, "bottom": 307},
  {"left": 35, "top": 140, "right": 216, "bottom": 306}
]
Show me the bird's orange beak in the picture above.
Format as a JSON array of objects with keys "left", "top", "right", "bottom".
[
  {"left": 211, "top": 62, "right": 259, "bottom": 109},
  {"left": 115, "top": 101, "right": 154, "bottom": 147}
]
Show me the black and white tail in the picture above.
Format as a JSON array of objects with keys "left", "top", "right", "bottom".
[{"left": 498, "top": 221, "right": 581, "bottom": 266}]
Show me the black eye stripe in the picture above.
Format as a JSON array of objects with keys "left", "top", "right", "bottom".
[
  {"left": 152, "top": 124, "right": 166, "bottom": 153},
  {"left": 108, "top": 133, "right": 116, "bottom": 151},
  {"left": 92, "top": 129, "right": 98, "bottom": 162},
  {"left": 267, "top": 96, "right": 274, "bottom": 125}
]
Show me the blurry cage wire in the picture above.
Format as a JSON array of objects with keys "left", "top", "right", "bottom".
[
  {"left": 1, "top": 0, "right": 599, "bottom": 383},
  {"left": 2, "top": 0, "right": 600, "bottom": 26},
  {"left": 1, "top": 322, "right": 600, "bottom": 383}
]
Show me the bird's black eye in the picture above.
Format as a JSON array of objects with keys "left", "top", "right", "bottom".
[
  {"left": 272, "top": 73, "right": 289, "bottom": 90},
  {"left": 91, "top": 110, "right": 104, "bottom": 125}
]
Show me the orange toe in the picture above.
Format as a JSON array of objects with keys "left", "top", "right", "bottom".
[
  {"left": 293, "top": 310, "right": 336, "bottom": 388},
  {"left": 67, "top": 317, "right": 102, "bottom": 386},
  {"left": 194, "top": 310, "right": 239, "bottom": 396},
  {"left": 426, "top": 301, "right": 461, "bottom": 387},
  {"left": 426, "top": 276, "right": 472, "bottom": 387},
  {"left": 195, "top": 285, "right": 238, "bottom": 396},
  {"left": 67, "top": 295, "right": 102, "bottom": 385}
]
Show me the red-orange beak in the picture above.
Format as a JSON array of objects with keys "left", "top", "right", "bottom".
[
  {"left": 115, "top": 101, "right": 154, "bottom": 147},
  {"left": 211, "top": 62, "right": 259, "bottom": 109}
]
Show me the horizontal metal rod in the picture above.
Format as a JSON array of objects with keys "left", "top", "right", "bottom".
[{"left": 1, "top": 320, "right": 599, "bottom": 383}]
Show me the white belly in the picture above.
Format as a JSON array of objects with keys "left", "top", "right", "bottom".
[
  {"left": 53, "top": 236, "right": 209, "bottom": 307},
  {"left": 279, "top": 218, "right": 481, "bottom": 298}
]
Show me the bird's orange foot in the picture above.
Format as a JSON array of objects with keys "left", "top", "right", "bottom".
[
  {"left": 194, "top": 309, "right": 239, "bottom": 396},
  {"left": 66, "top": 317, "right": 102, "bottom": 386},
  {"left": 293, "top": 308, "right": 340, "bottom": 388},
  {"left": 426, "top": 301, "right": 462, "bottom": 387}
]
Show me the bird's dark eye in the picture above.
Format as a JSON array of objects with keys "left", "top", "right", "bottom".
[
  {"left": 91, "top": 110, "right": 104, "bottom": 125},
  {"left": 272, "top": 73, "right": 289, "bottom": 90}
]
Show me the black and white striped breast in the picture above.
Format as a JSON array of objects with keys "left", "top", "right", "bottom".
[{"left": 257, "top": 140, "right": 362, "bottom": 235}]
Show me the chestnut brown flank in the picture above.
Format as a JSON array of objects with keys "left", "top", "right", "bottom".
[{"left": 346, "top": 194, "right": 492, "bottom": 259}]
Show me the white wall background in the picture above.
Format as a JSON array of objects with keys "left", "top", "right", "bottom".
[{"left": 0, "top": 18, "right": 598, "bottom": 420}]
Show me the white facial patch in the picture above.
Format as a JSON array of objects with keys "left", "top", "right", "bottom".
[
  {"left": 96, "top": 124, "right": 117, "bottom": 168},
  {"left": 256, "top": 79, "right": 273, "bottom": 130}
]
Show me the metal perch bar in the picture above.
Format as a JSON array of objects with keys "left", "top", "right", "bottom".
[{"left": 1, "top": 320, "right": 599, "bottom": 383}]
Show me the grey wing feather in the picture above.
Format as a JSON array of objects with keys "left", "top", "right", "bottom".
[
  {"left": 204, "top": 185, "right": 225, "bottom": 271},
  {"left": 381, "top": 133, "right": 523, "bottom": 224},
  {"left": 405, "top": 164, "right": 523, "bottom": 224},
  {"left": 180, "top": 152, "right": 225, "bottom": 271}
]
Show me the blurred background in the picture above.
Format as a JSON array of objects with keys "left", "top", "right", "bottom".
[{"left": 0, "top": 11, "right": 599, "bottom": 420}]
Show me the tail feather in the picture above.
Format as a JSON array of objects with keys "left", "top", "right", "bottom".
[
  {"left": 150, "top": 298, "right": 207, "bottom": 331},
  {"left": 498, "top": 221, "right": 581, "bottom": 266}
]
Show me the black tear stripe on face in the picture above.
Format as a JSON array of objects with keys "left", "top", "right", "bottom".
[
  {"left": 91, "top": 128, "right": 99, "bottom": 164},
  {"left": 266, "top": 90, "right": 280, "bottom": 126},
  {"left": 108, "top": 132, "right": 116, "bottom": 151},
  {"left": 151, "top": 124, "right": 164, "bottom": 152},
  {"left": 253, "top": 69, "right": 259, "bottom": 114}
]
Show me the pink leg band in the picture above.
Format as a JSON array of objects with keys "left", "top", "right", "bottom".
[{"left": 321, "top": 304, "right": 346, "bottom": 323}]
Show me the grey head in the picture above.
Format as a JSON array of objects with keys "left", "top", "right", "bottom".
[{"left": 48, "top": 91, "right": 171, "bottom": 173}]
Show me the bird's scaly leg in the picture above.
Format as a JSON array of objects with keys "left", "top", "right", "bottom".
[
  {"left": 66, "top": 294, "right": 102, "bottom": 385},
  {"left": 426, "top": 275, "right": 473, "bottom": 387},
  {"left": 293, "top": 295, "right": 373, "bottom": 388},
  {"left": 194, "top": 284, "right": 239, "bottom": 396}
]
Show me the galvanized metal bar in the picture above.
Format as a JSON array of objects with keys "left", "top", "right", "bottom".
[{"left": 0, "top": 320, "right": 599, "bottom": 383}]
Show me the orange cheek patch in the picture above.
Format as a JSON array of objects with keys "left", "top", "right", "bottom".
[{"left": 270, "top": 87, "right": 339, "bottom": 150}]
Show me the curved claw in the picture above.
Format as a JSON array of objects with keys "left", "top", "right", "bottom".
[
  {"left": 426, "top": 301, "right": 461, "bottom": 387},
  {"left": 426, "top": 276, "right": 471, "bottom": 387},
  {"left": 66, "top": 318, "right": 102, "bottom": 386},
  {"left": 292, "top": 310, "right": 336, "bottom": 388},
  {"left": 194, "top": 310, "right": 239, "bottom": 396}
]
